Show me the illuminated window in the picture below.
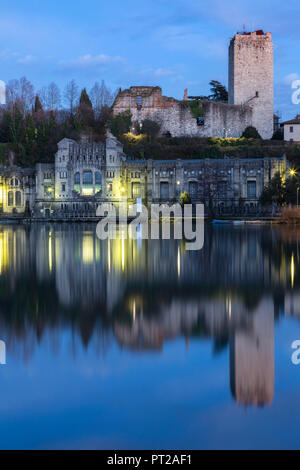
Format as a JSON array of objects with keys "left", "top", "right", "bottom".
[
  {"left": 73, "top": 172, "right": 80, "bottom": 193},
  {"left": 8, "top": 191, "right": 13, "bottom": 206},
  {"left": 95, "top": 172, "right": 102, "bottom": 193},
  {"left": 83, "top": 171, "right": 93, "bottom": 184},
  {"left": 82, "top": 170, "right": 93, "bottom": 196},
  {"left": 132, "top": 182, "right": 141, "bottom": 198},
  {"left": 15, "top": 191, "right": 21, "bottom": 206}
]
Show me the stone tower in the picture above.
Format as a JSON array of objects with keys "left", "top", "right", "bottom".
[{"left": 228, "top": 30, "right": 273, "bottom": 139}]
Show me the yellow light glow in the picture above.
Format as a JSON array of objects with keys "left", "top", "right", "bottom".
[
  {"left": 121, "top": 187, "right": 125, "bottom": 192},
  {"left": 291, "top": 252, "right": 295, "bottom": 288},
  {"left": 121, "top": 237, "right": 125, "bottom": 271},
  {"left": 108, "top": 239, "right": 111, "bottom": 272},
  {"left": 0, "top": 231, "right": 9, "bottom": 275},
  {"left": 82, "top": 187, "right": 93, "bottom": 196},
  {"left": 82, "top": 235, "right": 94, "bottom": 264},
  {"left": 290, "top": 169, "right": 296, "bottom": 176},
  {"left": 48, "top": 231, "right": 52, "bottom": 272},
  {"left": 226, "top": 295, "right": 232, "bottom": 319}
]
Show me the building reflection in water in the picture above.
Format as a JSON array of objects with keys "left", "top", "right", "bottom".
[{"left": 0, "top": 223, "right": 299, "bottom": 406}]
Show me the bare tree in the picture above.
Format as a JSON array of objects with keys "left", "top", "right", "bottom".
[
  {"left": 38, "top": 82, "right": 61, "bottom": 110},
  {"left": 48, "top": 82, "right": 61, "bottom": 110},
  {"left": 5, "top": 76, "right": 34, "bottom": 115},
  {"left": 64, "top": 79, "right": 79, "bottom": 115},
  {"left": 90, "top": 80, "right": 117, "bottom": 116}
]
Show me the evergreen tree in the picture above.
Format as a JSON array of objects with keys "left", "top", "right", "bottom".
[
  {"left": 34, "top": 95, "right": 43, "bottom": 113},
  {"left": 77, "top": 88, "right": 94, "bottom": 127}
]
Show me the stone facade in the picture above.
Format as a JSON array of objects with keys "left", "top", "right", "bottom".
[
  {"left": 112, "top": 30, "right": 274, "bottom": 139},
  {"left": 113, "top": 86, "right": 253, "bottom": 138},
  {"left": 0, "top": 136, "right": 288, "bottom": 217},
  {"left": 228, "top": 30, "right": 274, "bottom": 139}
]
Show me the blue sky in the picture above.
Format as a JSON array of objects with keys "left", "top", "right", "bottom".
[{"left": 1, "top": 0, "right": 300, "bottom": 119}]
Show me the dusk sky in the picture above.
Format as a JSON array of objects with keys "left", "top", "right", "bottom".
[{"left": 1, "top": 0, "right": 300, "bottom": 119}]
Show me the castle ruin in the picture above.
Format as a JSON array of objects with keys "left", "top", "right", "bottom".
[{"left": 112, "top": 30, "right": 274, "bottom": 139}]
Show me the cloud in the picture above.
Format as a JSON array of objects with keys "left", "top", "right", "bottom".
[
  {"left": 282, "top": 73, "right": 300, "bottom": 85},
  {"left": 140, "top": 67, "right": 176, "bottom": 77},
  {"left": 17, "top": 55, "right": 37, "bottom": 64},
  {"left": 58, "top": 53, "right": 125, "bottom": 70}
]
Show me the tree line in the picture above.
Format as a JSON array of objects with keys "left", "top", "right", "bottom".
[{"left": 0, "top": 77, "right": 119, "bottom": 166}]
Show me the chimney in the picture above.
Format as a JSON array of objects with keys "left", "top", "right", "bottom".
[{"left": 183, "top": 88, "right": 188, "bottom": 101}]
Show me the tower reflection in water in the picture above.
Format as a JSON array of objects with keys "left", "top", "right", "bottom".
[{"left": 0, "top": 223, "right": 298, "bottom": 407}]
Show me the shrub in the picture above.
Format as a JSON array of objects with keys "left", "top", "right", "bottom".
[{"left": 242, "top": 126, "right": 262, "bottom": 139}]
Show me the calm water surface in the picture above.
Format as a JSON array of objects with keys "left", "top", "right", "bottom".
[{"left": 0, "top": 222, "right": 299, "bottom": 449}]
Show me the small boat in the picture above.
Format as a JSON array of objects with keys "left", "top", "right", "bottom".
[{"left": 212, "top": 219, "right": 233, "bottom": 224}]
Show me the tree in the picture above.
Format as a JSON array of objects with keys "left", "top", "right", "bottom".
[
  {"left": 209, "top": 80, "right": 228, "bottom": 102},
  {"left": 90, "top": 80, "right": 116, "bottom": 117},
  {"left": 188, "top": 80, "right": 228, "bottom": 102},
  {"left": 109, "top": 110, "right": 132, "bottom": 138},
  {"left": 34, "top": 95, "right": 43, "bottom": 113},
  {"left": 242, "top": 126, "right": 262, "bottom": 139},
  {"left": 260, "top": 171, "right": 286, "bottom": 206},
  {"left": 77, "top": 88, "right": 94, "bottom": 127},
  {"left": 64, "top": 79, "right": 79, "bottom": 115},
  {"left": 271, "top": 129, "right": 284, "bottom": 140},
  {"left": 179, "top": 191, "right": 191, "bottom": 207},
  {"left": 140, "top": 119, "right": 160, "bottom": 141},
  {"left": 5, "top": 77, "right": 34, "bottom": 115},
  {"left": 48, "top": 82, "right": 61, "bottom": 110},
  {"left": 38, "top": 83, "right": 61, "bottom": 111}
]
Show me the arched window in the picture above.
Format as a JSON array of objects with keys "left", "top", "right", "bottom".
[
  {"left": 83, "top": 171, "right": 93, "bottom": 184},
  {"left": 14, "top": 178, "right": 19, "bottom": 186},
  {"left": 82, "top": 171, "right": 93, "bottom": 196},
  {"left": 15, "top": 191, "right": 21, "bottom": 206},
  {"left": 9, "top": 179, "right": 14, "bottom": 186},
  {"left": 8, "top": 191, "right": 13, "bottom": 206},
  {"left": 74, "top": 172, "right": 80, "bottom": 194},
  {"left": 95, "top": 171, "right": 102, "bottom": 193}
]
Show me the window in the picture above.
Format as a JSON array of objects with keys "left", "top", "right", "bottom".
[
  {"left": 82, "top": 170, "right": 93, "bottom": 196},
  {"left": 74, "top": 172, "right": 80, "bottom": 193},
  {"left": 83, "top": 171, "right": 93, "bottom": 184},
  {"left": 218, "top": 181, "right": 227, "bottom": 198},
  {"left": 290, "top": 126, "right": 294, "bottom": 133},
  {"left": 189, "top": 182, "right": 198, "bottom": 198},
  {"left": 15, "top": 191, "right": 21, "bottom": 206},
  {"left": 9, "top": 178, "right": 19, "bottom": 187},
  {"left": 247, "top": 181, "right": 256, "bottom": 198},
  {"left": 74, "top": 172, "right": 80, "bottom": 184},
  {"left": 132, "top": 182, "right": 141, "bottom": 198},
  {"left": 8, "top": 191, "right": 13, "bottom": 206},
  {"left": 61, "top": 183, "right": 66, "bottom": 192},
  {"left": 136, "top": 95, "right": 142, "bottom": 106},
  {"left": 95, "top": 172, "right": 102, "bottom": 193},
  {"left": 160, "top": 182, "right": 169, "bottom": 200}
]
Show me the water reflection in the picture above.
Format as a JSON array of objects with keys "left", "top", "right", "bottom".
[{"left": 0, "top": 223, "right": 299, "bottom": 409}]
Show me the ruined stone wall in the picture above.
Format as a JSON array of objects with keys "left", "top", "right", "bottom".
[
  {"left": 228, "top": 31, "right": 273, "bottom": 139},
  {"left": 113, "top": 87, "right": 253, "bottom": 138}
]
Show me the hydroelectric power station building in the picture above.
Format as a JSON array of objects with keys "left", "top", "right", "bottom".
[{"left": 0, "top": 135, "right": 288, "bottom": 218}]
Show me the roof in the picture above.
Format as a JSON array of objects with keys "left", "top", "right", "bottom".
[{"left": 281, "top": 118, "right": 300, "bottom": 126}]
